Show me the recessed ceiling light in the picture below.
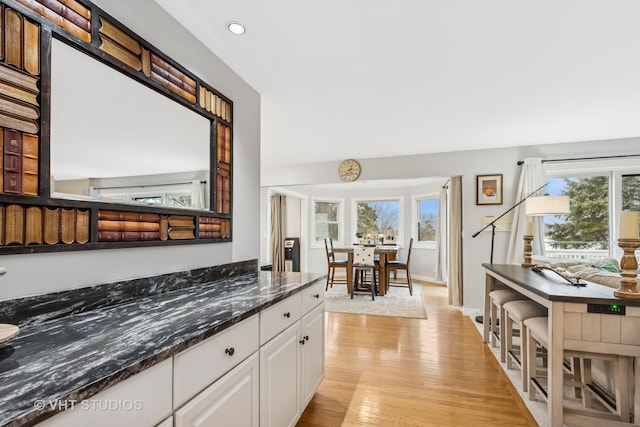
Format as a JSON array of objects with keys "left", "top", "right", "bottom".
[{"left": 227, "top": 22, "right": 245, "bottom": 35}]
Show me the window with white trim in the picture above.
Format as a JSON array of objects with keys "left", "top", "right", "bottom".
[
  {"left": 413, "top": 193, "right": 439, "bottom": 247},
  {"left": 544, "top": 165, "right": 640, "bottom": 260},
  {"left": 312, "top": 198, "right": 343, "bottom": 245},
  {"left": 352, "top": 198, "right": 402, "bottom": 244}
]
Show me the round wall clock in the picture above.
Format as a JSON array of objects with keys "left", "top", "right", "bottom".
[{"left": 338, "top": 159, "right": 361, "bottom": 182}]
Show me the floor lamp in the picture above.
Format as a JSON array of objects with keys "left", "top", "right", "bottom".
[
  {"left": 472, "top": 183, "right": 570, "bottom": 324},
  {"left": 471, "top": 183, "right": 548, "bottom": 264}
]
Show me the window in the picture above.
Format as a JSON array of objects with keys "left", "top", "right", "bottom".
[
  {"left": 353, "top": 198, "right": 402, "bottom": 243},
  {"left": 543, "top": 175, "right": 610, "bottom": 259},
  {"left": 313, "top": 198, "right": 343, "bottom": 244},
  {"left": 622, "top": 174, "right": 640, "bottom": 211},
  {"left": 413, "top": 194, "right": 439, "bottom": 247},
  {"left": 92, "top": 184, "right": 193, "bottom": 208}
]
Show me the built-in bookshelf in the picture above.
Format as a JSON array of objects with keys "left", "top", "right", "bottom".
[{"left": 0, "top": 0, "right": 233, "bottom": 254}]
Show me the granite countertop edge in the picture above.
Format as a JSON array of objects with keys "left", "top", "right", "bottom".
[{"left": 0, "top": 271, "right": 326, "bottom": 427}]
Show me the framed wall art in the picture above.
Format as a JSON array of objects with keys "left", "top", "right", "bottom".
[{"left": 476, "top": 174, "right": 503, "bottom": 205}]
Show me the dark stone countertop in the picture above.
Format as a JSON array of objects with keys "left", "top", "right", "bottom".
[{"left": 0, "top": 270, "right": 325, "bottom": 427}]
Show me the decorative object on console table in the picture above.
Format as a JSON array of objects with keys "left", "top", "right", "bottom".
[
  {"left": 476, "top": 174, "right": 503, "bottom": 205},
  {"left": 615, "top": 211, "right": 640, "bottom": 299},
  {"left": 525, "top": 193, "right": 570, "bottom": 264},
  {"left": 521, "top": 220, "right": 534, "bottom": 267}
]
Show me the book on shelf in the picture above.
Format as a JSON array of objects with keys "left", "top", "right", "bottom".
[
  {"left": 60, "top": 208, "right": 76, "bottom": 244},
  {"left": 4, "top": 204, "right": 25, "bottom": 245},
  {"left": 98, "top": 210, "right": 160, "bottom": 223},
  {"left": 98, "top": 231, "right": 161, "bottom": 242},
  {"left": 3, "top": 129, "right": 22, "bottom": 194},
  {"left": 43, "top": 207, "right": 60, "bottom": 245},
  {"left": 25, "top": 206, "right": 43, "bottom": 245},
  {"left": 199, "top": 223, "right": 221, "bottom": 232},
  {"left": 98, "top": 220, "right": 160, "bottom": 232},
  {"left": 168, "top": 215, "right": 194, "bottom": 227},
  {"left": 75, "top": 209, "right": 90, "bottom": 244},
  {"left": 160, "top": 215, "right": 169, "bottom": 240},
  {"left": 199, "top": 231, "right": 222, "bottom": 239},
  {"left": 22, "top": 134, "right": 38, "bottom": 196},
  {"left": 168, "top": 227, "right": 195, "bottom": 240},
  {"left": 198, "top": 216, "right": 220, "bottom": 224}
]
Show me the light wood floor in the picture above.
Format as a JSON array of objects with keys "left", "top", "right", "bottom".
[{"left": 296, "top": 282, "right": 538, "bottom": 426}]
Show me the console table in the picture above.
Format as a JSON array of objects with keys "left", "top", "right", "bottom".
[{"left": 482, "top": 264, "right": 640, "bottom": 427}]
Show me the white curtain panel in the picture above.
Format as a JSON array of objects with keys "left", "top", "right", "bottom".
[
  {"left": 505, "top": 158, "right": 545, "bottom": 264},
  {"left": 190, "top": 180, "right": 206, "bottom": 209}
]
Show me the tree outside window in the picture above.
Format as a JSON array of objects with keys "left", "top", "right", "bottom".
[
  {"left": 545, "top": 176, "right": 609, "bottom": 251},
  {"left": 355, "top": 199, "right": 400, "bottom": 241},
  {"left": 417, "top": 197, "right": 439, "bottom": 242}
]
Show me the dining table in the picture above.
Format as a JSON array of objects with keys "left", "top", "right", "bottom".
[{"left": 332, "top": 245, "right": 399, "bottom": 296}]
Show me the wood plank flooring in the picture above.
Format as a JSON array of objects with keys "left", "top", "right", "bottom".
[{"left": 297, "top": 282, "right": 538, "bottom": 426}]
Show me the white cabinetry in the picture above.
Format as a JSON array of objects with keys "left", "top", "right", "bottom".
[
  {"left": 174, "top": 352, "right": 259, "bottom": 427},
  {"left": 260, "top": 281, "right": 325, "bottom": 427},
  {"left": 300, "top": 304, "right": 325, "bottom": 407}
]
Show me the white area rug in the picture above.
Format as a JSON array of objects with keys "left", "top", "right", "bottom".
[{"left": 324, "top": 282, "right": 427, "bottom": 319}]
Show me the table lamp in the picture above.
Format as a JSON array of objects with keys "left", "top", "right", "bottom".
[{"left": 523, "top": 195, "right": 570, "bottom": 267}]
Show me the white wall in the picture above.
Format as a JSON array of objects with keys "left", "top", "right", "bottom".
[
  {"left": 262, "top": 137, "right": 640, "bottom": 313},
  {"left": 0, "top": 0, "right": 261, "bottom": 300}
]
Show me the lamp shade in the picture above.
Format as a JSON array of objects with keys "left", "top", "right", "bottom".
[{"left": 525, "top": 195, "right": 570, "bottom": 216}]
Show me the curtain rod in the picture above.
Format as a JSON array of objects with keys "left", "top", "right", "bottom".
[
  {"left": 517, "top": 154, "right": 640, "bottom": 166},
  {"left": 94, "top": 180, "right": 207, "bottom": 190}
]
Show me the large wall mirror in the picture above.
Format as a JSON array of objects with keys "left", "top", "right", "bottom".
[
  {"left": 0, "top": 0, "right": 232, "bottom": 253},
  {"left": 50, "top": 39, "right": 211, "bottom": 210}
]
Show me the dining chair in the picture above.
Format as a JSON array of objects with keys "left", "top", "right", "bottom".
[
  {"left": 324, "top": 238, "right": 348, "bottom": 291},
  {"left": 351, "top": 246, "right": 377, "bottom": 300},
  {"left": 385, "top": 238, "right": 413, "bottom": 295}
]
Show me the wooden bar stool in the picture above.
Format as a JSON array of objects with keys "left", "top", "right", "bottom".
[
  {"left": 324, "top": 238, "right": 348, "bottom": 291},
  {"left": 488, "top": 289, "right": 527, "bottom": 363},
  {"left": 525, "top": 316, "right": 631, "bottom": 424},
  {"left": 502, "top": 299, "right": 547, "bottom": 393}
]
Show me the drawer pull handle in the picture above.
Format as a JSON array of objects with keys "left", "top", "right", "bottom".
[
  {"left": 304, "top": 335, "right": 309, "bottom": 341},
  {"left": 225, "top": 347, "right": 235, "bottom": 356},
  {"left": 299, "top": 339, "right": 306, "bottom": 345},
  {"left": 313, "top": 294, "right": 320, "bottom": 299},
  {"left": 284, "top": 312, "right": 291, "bottom": 318}
]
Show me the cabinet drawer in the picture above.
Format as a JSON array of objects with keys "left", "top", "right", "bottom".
[
  {"left": 174, "top": 352, "right": 259, "bottom": 427},
  {"left": 301, "top": 282, "right": 324, "bottom": 314},
  {"left": 174, "top": 314, "right": 259, "bottom": 408},
  {"left": 260, "top": 293, "right": 302, "bottom": 345},
  {"left": 38, "top": 358, "right": 172, "bottom": 427}
]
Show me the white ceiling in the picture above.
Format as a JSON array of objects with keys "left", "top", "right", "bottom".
[{"left": 153, "top": 0, "right": 640, "bottom": 169}]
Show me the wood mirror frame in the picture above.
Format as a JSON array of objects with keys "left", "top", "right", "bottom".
[{"left": 0, "top": 0, "right": 232, "bottom": 254}]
